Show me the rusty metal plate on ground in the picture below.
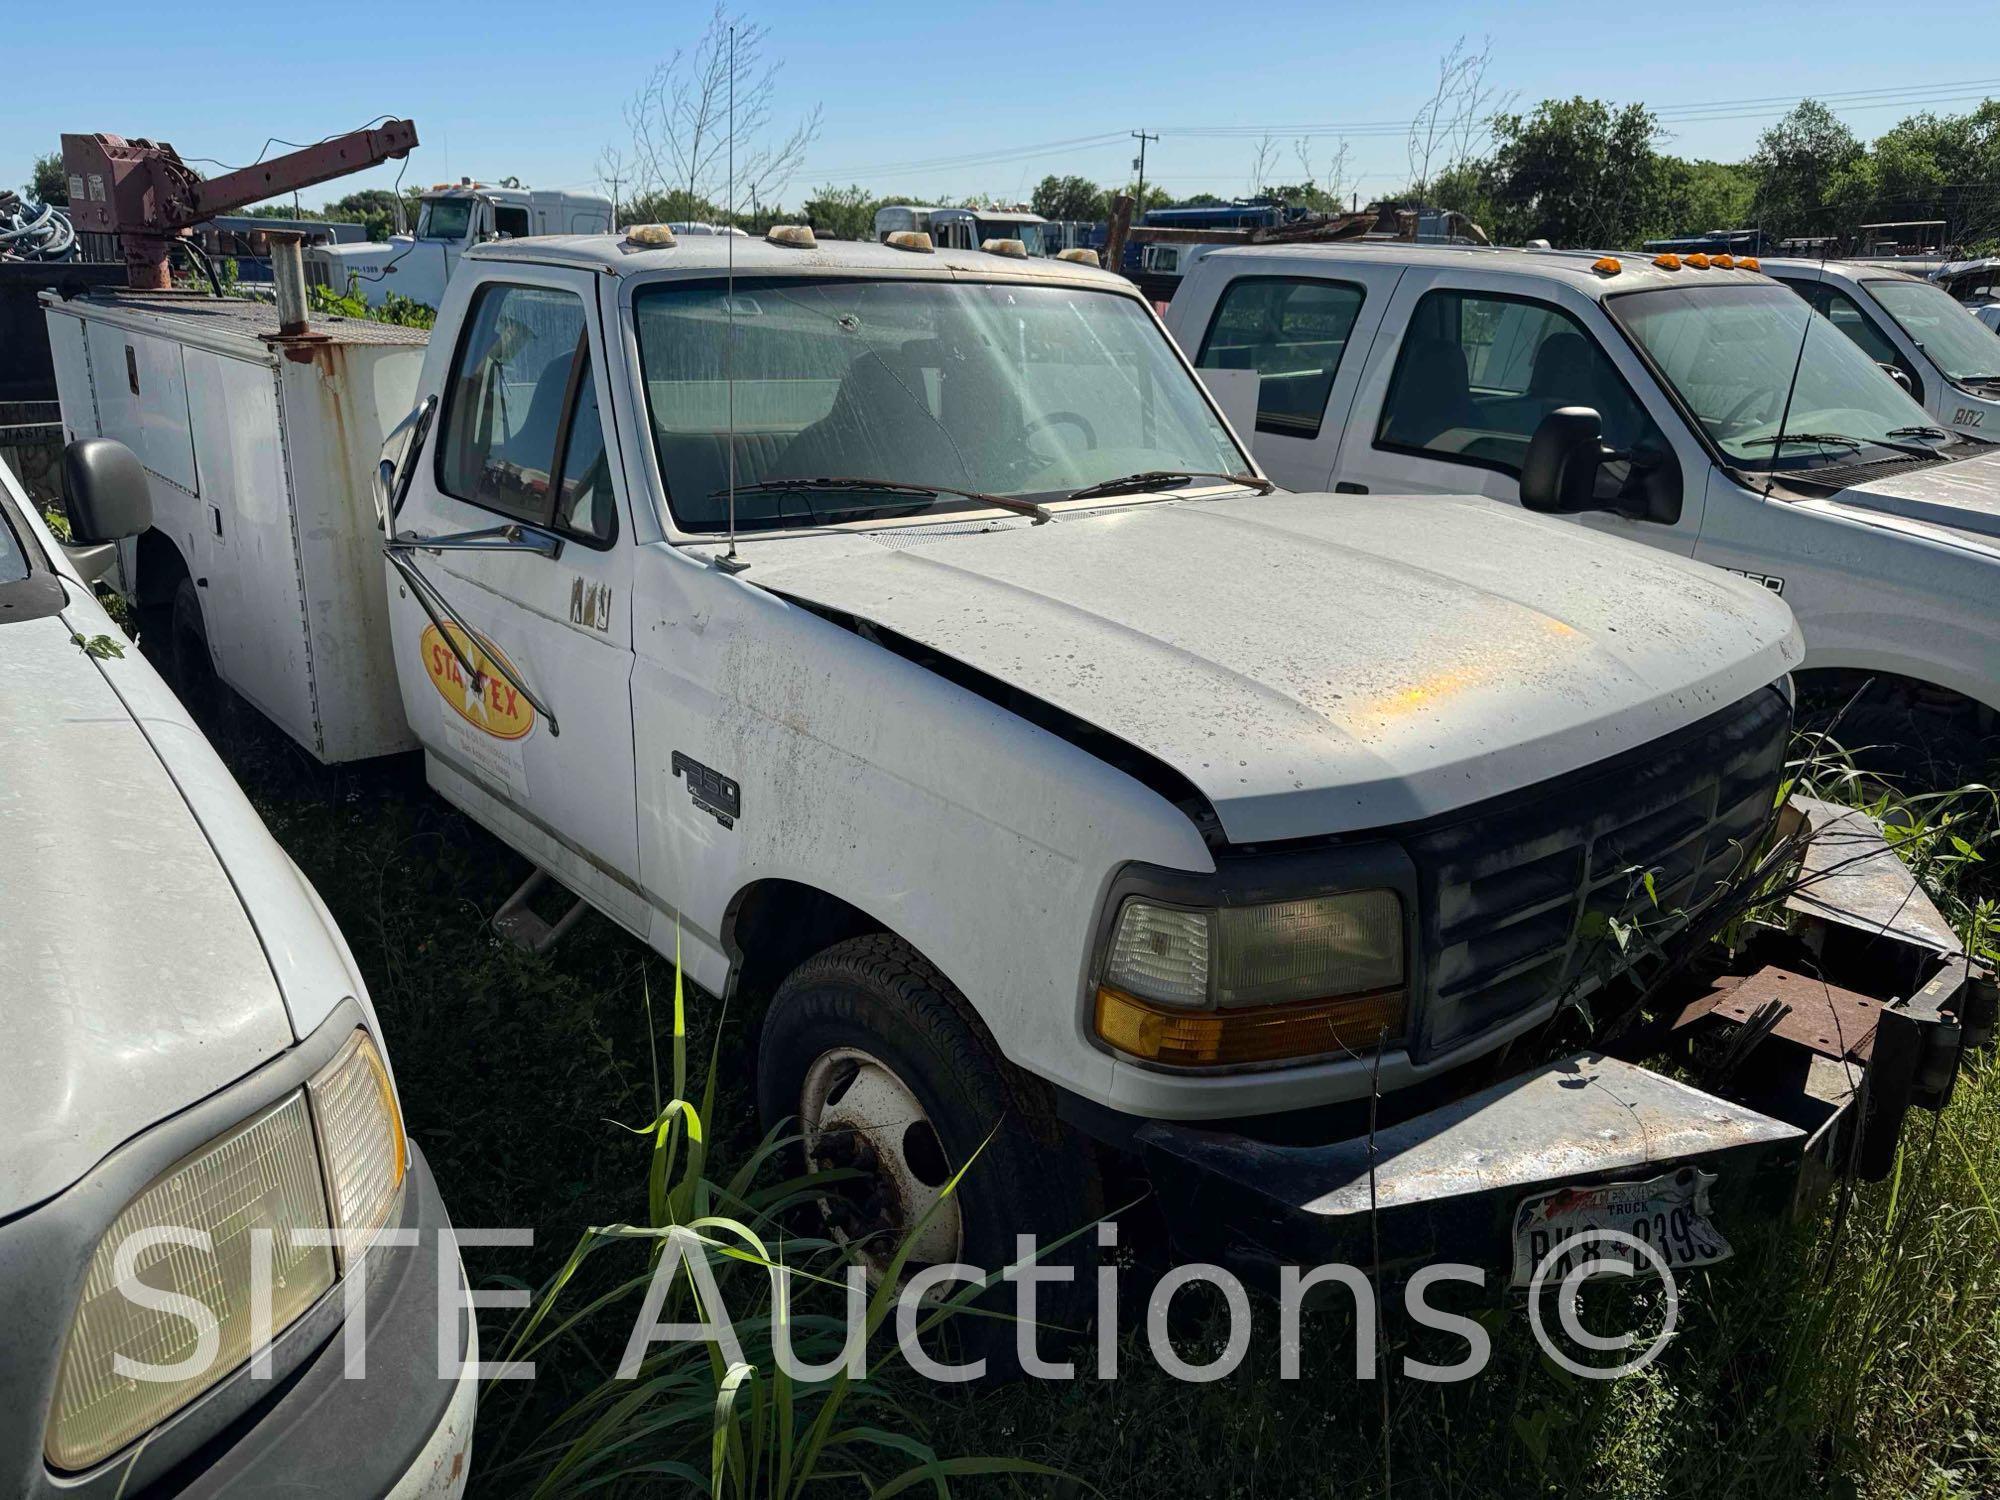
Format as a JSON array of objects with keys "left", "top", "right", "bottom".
[{"left": 1675, "top": 965, "right": 1883, "bottom": 1061}]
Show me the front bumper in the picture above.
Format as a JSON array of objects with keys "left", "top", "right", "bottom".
[{"left": 1138, "top": 1053, "right": 1805, "bottom": 1282}]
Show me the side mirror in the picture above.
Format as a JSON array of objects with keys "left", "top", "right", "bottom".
[
  {"left": 61, "top": 438, "right": 151, "bottom": 543},
  {"left": 373, "top": 394, "right": 438, "bottom": 539},
  {"left": 1521, "top": 408, "right": 1610, "bottom": 514},
  {"left": 1879, "top": 361, "right": 1915, "bottom": 395}
]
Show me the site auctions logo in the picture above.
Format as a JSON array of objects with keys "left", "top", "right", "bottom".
[{"left": 419, "top": 623, "right": 536, "bottom": 740}]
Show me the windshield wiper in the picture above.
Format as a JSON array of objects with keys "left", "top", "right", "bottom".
[
  {"left": 1885, "top": 425, "right": 1954, "bottom": 441},
  {"left": 709, "top": 476, "right": 1051, "bottom": 523},
  {"left": 1063, "top": 470, "right": 1274, "bottom": 503},
  {"left": 1741, "top": 433, "right": 1864, "bottom": 450}
]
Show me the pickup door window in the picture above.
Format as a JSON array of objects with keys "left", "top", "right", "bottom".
[
  {"left": 1374, "top": 289, "right": 1661, "bottom": 480},
  {"left": 439, "top": 283, "right": 611, "bottom": 545},
  {"left": 1193, "top": 275, "right": 1365, "bottom": 439}
]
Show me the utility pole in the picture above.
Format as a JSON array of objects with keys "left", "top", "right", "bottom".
[
  {"left": 604, "top": 172, "right": 623, "bottom": 232},
  {"left": 1131, "top": 130, "right": 1159, "bottom": 214}
]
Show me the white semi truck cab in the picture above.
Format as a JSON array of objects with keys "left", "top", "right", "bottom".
[
  {"left": 310, "top": 179, "right": 613, "bottom": 310},
  {"left": 1167, "top": 244, "right": 2000, "bottom": 767},
  {"left": 56, "top": 228, "right": 1901, "bottom": 1295},
  {"left": 1758, "top": 258, "right": 2000, "bottom": 439}
]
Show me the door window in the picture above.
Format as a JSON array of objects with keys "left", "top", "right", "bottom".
[
  {"left": 1194, "top": 276, "right": 1365, "bottom": 438},
  {"left": 1374, "top": 289, "right": 1660, "bottom": 476},
  {"left": 437, "top": 283, "right": 589, "bottom": 529},
  {"left": 494, "top": 205, "right": 531, "bottom": 239}
]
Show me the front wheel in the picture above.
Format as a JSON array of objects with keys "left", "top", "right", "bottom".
[{"left": 756, "top": 935, "right": 1099, "bottom": 1352}]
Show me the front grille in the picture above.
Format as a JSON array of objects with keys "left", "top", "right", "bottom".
[{"left": 1405, "top": 688, "right": 1790, "bottom": 1059}]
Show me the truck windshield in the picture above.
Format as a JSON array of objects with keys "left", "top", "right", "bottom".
[
  {"left": 417, "top": 199, "right": 473, "bottom": 240},
  {"left": 1862, "top": 279, "right": 2000, "bottom": 384},
  {"left": 1609, "top": 282, "right": 1945, "bottom": 471},
  {"left": 633, "top": 277, "right": 1246, "bottom": 533}
]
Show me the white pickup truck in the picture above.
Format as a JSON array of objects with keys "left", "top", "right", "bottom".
[
  {"left": 49, "top": 230, "right": 1835, "bottom": 1287},
  {"left": 1166, "top": 244, "right": 2000, "bottom": 769},
  {"left": 1760, "top": 258, "right": 2000, "bottom": 438},
  {"left": 0, "top": 452, "right": 473, "bottom": 1496}
]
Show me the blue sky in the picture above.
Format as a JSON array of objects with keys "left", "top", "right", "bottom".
[{"left": 5, "top": 1, "right": 1994, "bottom": 211}]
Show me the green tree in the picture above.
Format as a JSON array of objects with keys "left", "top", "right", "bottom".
[
  {"left": 1030, "top": 174, "right": 1107, "bottom": 222},
  {"left": 1651, "top": 157, "right": 1756, "bottom": 239},
  {"left": 1866, "top": 100, "right": 2000, "bottom": 245},
  {"left": 324, "top": 188, "right": 422, "bottom": 242},
  {"left": 1486, "top": 98, "right": 1664, "bottom": 247},
  {"left": 800, "top": 183, "right": 878, "bottom": 240},
  {"left": 1747, "top": 99, "right": 1866, "bottom": 241},
  {"left": 26, "top": 152, "right": 67, "bottom": 205}
]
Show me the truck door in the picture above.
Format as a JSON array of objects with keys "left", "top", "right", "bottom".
[
  {"left": 388, "top": 268, "right": 644, "bottom": 929},
  {"left": 1334, "top": 272, "right": 1708, "bottom": 554},
  {"left": 1179, "top": 262, "right": 1403, "bottom": 491}
]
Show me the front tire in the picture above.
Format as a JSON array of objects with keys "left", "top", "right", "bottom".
[{"left": 756, "top": 934, "right": 1099, "bottom": 1362}]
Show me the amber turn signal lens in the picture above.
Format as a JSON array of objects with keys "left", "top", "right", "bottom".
[{"left": 1094, "top": 985, "right": 1407, "bottom": 1067}]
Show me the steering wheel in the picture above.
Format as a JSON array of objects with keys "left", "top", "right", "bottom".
[
  {"left": 1022, "top": 410, "right": 1098, "bottom": 467},
  {"left": 1718, "top": 386, "right": 1774, "bottom": 431}
]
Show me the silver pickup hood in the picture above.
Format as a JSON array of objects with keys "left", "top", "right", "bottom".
[
  {"left": 1830, "top": 446, "right": 2000, "bottom": 542},
  {"left": 747, "top": 491, "right": 1802, "bottom": 843}
]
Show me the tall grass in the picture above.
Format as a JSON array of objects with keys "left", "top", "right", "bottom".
[{"left": 473, "top": 941, "right": 1069, "bottom": 1499}]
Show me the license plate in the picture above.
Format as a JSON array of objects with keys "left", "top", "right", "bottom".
[{"left": 1510, "top": 1167, "right": 1732, "bottom": 1287}]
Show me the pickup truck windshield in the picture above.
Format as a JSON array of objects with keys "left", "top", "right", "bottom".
[
  {"left": 1862, "top": 278, "right": 2000, "bottom": 384},
  {"left": 634, "top": 277, "right": 1245, "bottom": 532},
  {"left": 417, "top": 199, "right": 473, "bottom": 241},
  {"left": 1610, "top": 282, "right": 1946, "bottom": 471}
]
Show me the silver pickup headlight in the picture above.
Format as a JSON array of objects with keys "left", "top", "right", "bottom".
[
  {"left": 46, "top": 1030, "right": 407, "bottom": 1470},
  {"left": 1095, "top": 891, "right": 1407, "bottom": 1067}
]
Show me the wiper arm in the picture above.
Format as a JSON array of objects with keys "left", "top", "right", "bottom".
[
  {"left": 1885, "top": 425, "right": 1953, "bottom": 441},
  {"left": 1742, "top": 433, "right": 1863, "bottom": 449},
  {"left": 708, "top": 475, "right": 1050, "bottom": 523},
  {"left": 1063, "top": 470, "right": 1274, "bottom": 503}
]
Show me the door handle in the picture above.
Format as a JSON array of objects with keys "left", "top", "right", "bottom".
[{"left": 1335, "top": 482, "right": 1369, "bottom": 494}]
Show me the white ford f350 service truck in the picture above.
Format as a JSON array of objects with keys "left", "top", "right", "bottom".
[
  {"left": 1166, "top": 244, "right": 2000, "bottom": 769},
  {"left": 0, "top": 453, "right": 474, "bottom": 1497},
  {"left": 51, "top": 229, "right": 1857, "bottom": 1289}
]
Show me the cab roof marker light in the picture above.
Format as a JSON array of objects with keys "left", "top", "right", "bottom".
[
  {"left": 885, "top": 230, "right": 934, "bottom": 253},
  {"left": 1685, "top": 253, "right": 1711, "bottom": 269},
  {"left": 982, "top": 237, "right": 1030, "bottom": 259},
  {"left": 1591, "top": 256, "right": 1622, "bottom": 276},
  {"left": 1058, "top": 247, "right": 1101, "bottom": 266},
  {"left": 766, "top": 223, "right": 817, "bottom": 249},
  {"left": 1653, "top": 253, "right": 1681, "bottom": 270},
  {"left": 1712, "top": 253, "right": 1737, "bottom": 269},
  {"left": 623, "top": 224, "right": 678, "bottom": 248},
  {"left": 1738, "top": 256, "right": 1762, "bottom": 271}
]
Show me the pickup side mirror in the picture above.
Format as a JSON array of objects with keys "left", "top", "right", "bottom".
[
  {"left": 1878, "top": 361, "right": 1915, "bottom": 395},
  {"left": 1520, "top": 407, "right": 1683, "bottom": 526},
  {"left": 61, "top": 438, "right": 151, "bottom": 543},
  {"left": 1521, "top": 408, "right": 1611, "bottom": 514}
]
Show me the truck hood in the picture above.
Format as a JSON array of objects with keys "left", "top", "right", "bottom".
[
  {"left": 742, "top": 490, "right": 1802, "bottom": 843},
  {"left": 0, "top": 614, "right": 293, "bottom": 1219},
  {"left": 1830, "top": 446, "right": 2000, "bottom": 542}
]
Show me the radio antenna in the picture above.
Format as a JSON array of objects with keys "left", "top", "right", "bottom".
[{"left": 719, "top": 22, "right": 748, "bottom": 573}]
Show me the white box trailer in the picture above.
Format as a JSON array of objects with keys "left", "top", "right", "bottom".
[{"left": 42, "top": 290, "right": 428, "bottom": 762}]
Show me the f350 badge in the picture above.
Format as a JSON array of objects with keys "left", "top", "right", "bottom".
[{"left": 672, "top": 752, "right": 740, "bottom": 829}]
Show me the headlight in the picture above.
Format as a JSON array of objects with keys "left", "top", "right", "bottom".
[
  {"left": 1094, "top": 891, "right": 1407, "bottom": 1067},
  {"left": 47, "top": 1030, "right": 407, "bottom": 1470},
  {"left": 46, "top": 1094, "right": 336, "bottom": 1470},
  {"left": 308, "top": 1028, "right": 408, "bottom": 1266}
]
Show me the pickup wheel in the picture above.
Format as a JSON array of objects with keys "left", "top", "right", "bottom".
[{"left": 756, "top": 934, "right": 1099, "bottom": 1361}]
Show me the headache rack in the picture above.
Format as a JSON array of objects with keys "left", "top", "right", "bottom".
[{"left": 1406, "top": 687, "right": 1791, "bottom": 1060}]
